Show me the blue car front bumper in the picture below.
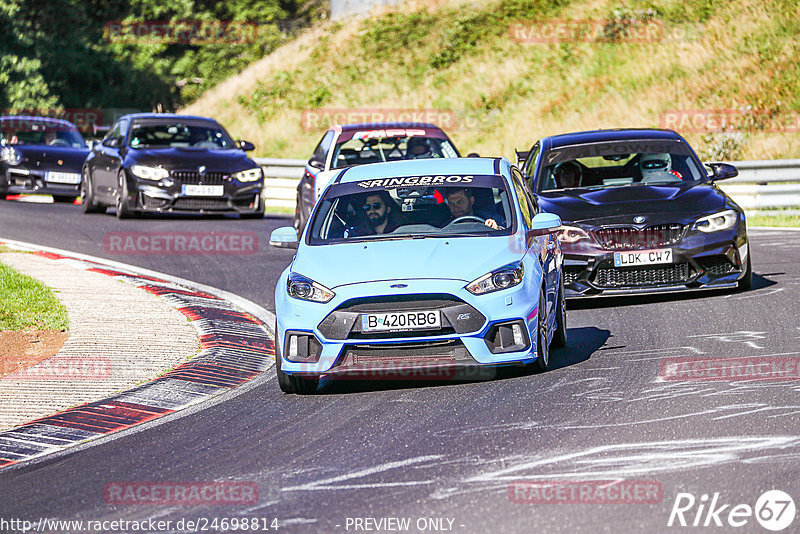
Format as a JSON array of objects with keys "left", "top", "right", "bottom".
[{"left": 275, "top": 277, "right": 544, "bottom": 377}]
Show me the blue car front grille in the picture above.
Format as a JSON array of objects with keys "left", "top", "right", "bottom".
[
  {"left": 337, "top": 340, "right": 473, "bottom": 366},
  {"left": 318, "top": 294, "right": 486, "bottom": 340}
]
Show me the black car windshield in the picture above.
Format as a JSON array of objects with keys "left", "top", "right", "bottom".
[
  {"left": 308, "top": 175, "right": 514, "bottom": 244},
  {"left": 331, "top": 135, "right": 459, "bottom": 169},
  {"left": 128, "top": 122, "right": 235, "bottom": 149},
  {"left": 0, "top": 118, "right": 86, "bottom": 148},
  {"left": 538, "top": 140, "right": 705, "bottom": 192}
]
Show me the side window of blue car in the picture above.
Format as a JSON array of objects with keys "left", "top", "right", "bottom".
[
  {"left": 511, "top": 169, "right": 534, "bottom": 228},
  {"left": 313, "top": 131, "right": 334, "bottom": 163},
  {"left": 512, "top": 168, "right": 539, "bottom": 226},
  {"left": 523, "top": 142, "right": 540, "bottom": 181}
]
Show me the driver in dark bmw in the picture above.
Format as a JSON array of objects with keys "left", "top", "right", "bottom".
[
  {"left": 82, "top": 113, "right": 264, "bottom": 218},
  {"left": 518, "top": 129, "right": 751, "bottom": 297}
]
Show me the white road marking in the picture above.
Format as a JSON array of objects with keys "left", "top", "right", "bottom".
[
  {"left": 463, "top": 436, "right": 800, "bottom": 482},
  {"left": 282, "top": 455, "right": 443, "bottom": 492}
]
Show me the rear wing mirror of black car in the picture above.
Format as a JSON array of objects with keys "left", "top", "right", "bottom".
[
  {"left": 706, "top": 162, "right": 739, "bottom": 181},
  {"left": 237, "top": 140, "right": 255, "bottom": 151},
  {"left": 102, "top": 137, "right": 122, "bottom": 148},
  {"left": 515, "top": 149, "right": 529, "bottom": 167}
]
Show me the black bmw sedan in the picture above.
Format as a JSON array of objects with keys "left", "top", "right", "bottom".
[
  {"left": 82, "top": 113, "right": 264, "bottom": 218},
  {"left": 0, "top": 116, "right": 89, "bottom": 203},
  {"left": 518, "top": 129, "right": 750, "bottom": 297}
]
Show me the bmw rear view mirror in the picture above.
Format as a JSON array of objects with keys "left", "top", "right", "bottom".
[
  {"left": 237, "top": 140, "right": 256, "bottom": 151},
  {"left": 707, "top": 162, "right": 739, "bottom": 181}
]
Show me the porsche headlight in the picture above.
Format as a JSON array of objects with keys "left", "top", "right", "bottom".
[
  {"left": 556, "top": 225, "right": 589, "bottom": 243},
  {"left": 466, "top": 262, "right": 524, "bottom": 295},
  {"left": 693, "top": 210, "right": 738, "bottom": 233},
  {"left": 233, "top": 167, "right": 262, "bottom": 182},
  {"left": 131, "top": 165, "right": 169, "bottom": 181},
  {"left": 0, "top": 146, "right": 22, "bottom": 166},
  {"left": 287, "top": 272, "right": 335, "bottom": 303}
]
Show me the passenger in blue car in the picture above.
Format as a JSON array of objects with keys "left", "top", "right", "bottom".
[
  {"left": 361, "top": 191, "right": 401, "bottom": 234},
  {"left": 445, "top": 188, "right": 503, "bottom": 230}
]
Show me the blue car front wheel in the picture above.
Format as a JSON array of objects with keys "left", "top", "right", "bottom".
[
  {"left": 533, "top": 292, "right": 550, "bottom": 373},
  {"left": 551, "top": 278, "right": 567, "bottom": 349}
]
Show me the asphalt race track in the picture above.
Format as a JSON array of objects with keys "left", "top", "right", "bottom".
[{"left": 1, "top": 200, "right": 799, "bottom": 532}]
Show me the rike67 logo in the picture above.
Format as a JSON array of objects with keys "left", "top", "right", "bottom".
[{"left": 668, "top": 490, "right": 796, "bottom": 531}]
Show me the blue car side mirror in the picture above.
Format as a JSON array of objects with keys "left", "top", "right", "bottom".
[
  {"left": 270, "top": 226, "right": 299, "bottom": 249},
  {"left": 528, "top": 212, "right": 562, "bottom": 237}
]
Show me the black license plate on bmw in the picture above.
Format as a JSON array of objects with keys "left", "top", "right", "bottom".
[{"left": 361, "top": 310, "right": 441, "bottom": 332}]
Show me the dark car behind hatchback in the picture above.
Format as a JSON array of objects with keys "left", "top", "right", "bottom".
[
  {"left": 81, "top": 113, "right": 264, "bottom": 218},
  {"left": 0, "top": 116, "right": 89, "bottom": 203},
  {"left": 518, "top": 129, "right": 750, "bottom": 297}
]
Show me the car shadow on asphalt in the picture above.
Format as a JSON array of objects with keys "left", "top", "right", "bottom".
[
  {"left": 314, "top": 326, "right": 609, "bottom": 395},
  {"left": 566, "top": 272, "right": 777, "bottom": 311}
]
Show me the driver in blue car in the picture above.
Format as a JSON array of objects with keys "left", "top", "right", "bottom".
[
  {"left": 350, "top": 191, "right": 403, "bottom": 236},
  {"left": 445, "top": 188, "right": 501, "bottom": 229}
]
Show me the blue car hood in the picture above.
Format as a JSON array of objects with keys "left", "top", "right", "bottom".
[
  {"left": 538, "top": 182, "right": 727, "bottom": 224},
  {"left": 293, "top": 236, "right": 523, "bottom": 289}
]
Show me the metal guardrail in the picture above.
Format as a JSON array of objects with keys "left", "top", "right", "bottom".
[
  {"left": 254, "top": 157, "right": 800, "bottom": 212},
  {"left": 253, "top": 157, "right": 305, "bottom": 210},
  {"left": 716, "top": 159, "right": 800, "bottom": 209}
]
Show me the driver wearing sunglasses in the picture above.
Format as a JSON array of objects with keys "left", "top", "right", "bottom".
[{"left": 360, "top": 192, "right": 399, "bottom": 235}]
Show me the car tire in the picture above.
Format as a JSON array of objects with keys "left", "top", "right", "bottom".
[
  {"left": 80, "top": 169, "right": 103, "bottom": 214},
  {"left": 53, "top": 195, "right": 76, "bottom": 203},
  {"left": 532, "top": 291, "right": 550, "bottom": 373},
  {"left": 274, "top": 320, "right": 319, "bottom": 394},
  {"left": 115, "top": 171, "right": 132, "bottom": 219},
  {"left": 551, "top": 278, "right": 567, "bottom": 348},
  {"left": 738, "top": 253, "right": 753, "bottom": 291}
]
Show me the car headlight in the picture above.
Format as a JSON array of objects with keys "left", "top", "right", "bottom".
[
  {"left": 287, "top": 272, "right": 335, "bottom": 303},
  {"left": 466, "top": 262, "right": 524, "bottom": 295},
  {"left": 0, "top": 146, "right": 22, "bottom": 166},
  {"left": 233, "top": 167, "right": 262, "bottom": 182},
  {"left": 693, "top": 210, "right": 738, "bottom": 233},
  {"left": 130, "top": 165, "right": 169, "bottom": 181},
  {"left": 556, "top": 225, "right": 589, "bottom": 243}
]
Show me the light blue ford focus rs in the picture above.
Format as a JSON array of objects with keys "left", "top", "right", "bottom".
[{"left": 270, "top": 157, "right": 565, "bottom": 394}]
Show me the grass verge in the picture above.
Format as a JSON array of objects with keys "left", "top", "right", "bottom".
[
  {"left": 748, "top": 212, "right": 800, "bottom": 227},
  {"left": 0, "top": 261, "right": 69, "bottom": 331}
]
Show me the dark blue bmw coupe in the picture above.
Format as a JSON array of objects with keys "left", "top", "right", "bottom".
[{"left": 517, "top": 129, "right": 750, "bottom": 297}]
